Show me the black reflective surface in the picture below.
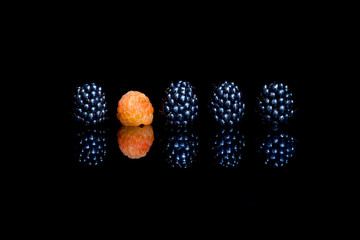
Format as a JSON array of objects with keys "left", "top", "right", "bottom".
[{"left": 63, "top": 78, "right": 315, "bottom": 208}]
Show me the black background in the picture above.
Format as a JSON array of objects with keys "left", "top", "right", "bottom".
[
  {"left": 8, "top": 8, "right": 341, "bottom": 228},
  {"left": 52, "top": 27, "right": 326, "bottom": 208}
]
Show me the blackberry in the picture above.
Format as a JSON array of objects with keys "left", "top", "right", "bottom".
[
  {"left": 163, "top": 80, "right": 199, "bottom": 127},
  {"left": 210, "top": 81, "right": 245, "bottom": 126},
  {"left": 258, "top": 82, "right": 295, "bottom": 125},
  {"left": 73, "top": 83, "right": 107, "bottom": 126},
  {"left": 211, "top": 127, "right": 246, "bottom": 168},
  {"left": 75, "top": 129, "right": 107, "bottom": 167},
  {"left": 164, "top": 128, "right": 199, "bottom": 168},
  {"left": 258, "top": 132, "right": 296, "bottom": 167}
]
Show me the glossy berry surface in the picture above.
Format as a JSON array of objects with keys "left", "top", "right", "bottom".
[
  {"left": 163, "top": 80, "right": 199, "bottom": 127},
  {"left": 210, "top": 81, "right": 245, "bottom": 126},
  {"left": 117, "top": 91, "right": 154, "bottom": 127},
  {"left": 211, "top": 127, "right": 246, "bottom": 168},
  {"left": 258, "top": 82, "right": 294, "bottom": 125},
  {"left": 259, "top": 132, "right": 296, "bottom": 167},
  {"left": 164, "top": 128, "right": 199, "bottom": 168},
  {"left": 73, "top": 83, "right": 107, "bottom": 126}
]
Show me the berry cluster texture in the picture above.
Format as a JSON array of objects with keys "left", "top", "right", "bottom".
[
  {"left": 76, "top": 129, "right": 107, "bottom": 166},
  {"left": 163, "top": 81, "right": 199, "bottom": 127},
  {"left": 117, "top": 91, "right": 154, "bottom": 127},
  {"left": 74, "top": 83, "right": 107, "bottom": 126},
  {"left": 258, "top": 82, "right": 295, "bottom": 125},
  {"left": 117, "top": 125, "right": 154, "bottom": 159},
  {"left": 164, "top": 128, "right": 199, "bottom": 168},
  {"left": 259, "top": 132, "right": 296, "bottom": 167},
  {"left": 210, "top": 81, "right": 245, "bottom": 126},
  {"left": 211, "top": 127, "right": 246, "bottom": 168}
]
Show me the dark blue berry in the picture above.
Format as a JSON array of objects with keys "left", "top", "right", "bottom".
[
  {"left": 258, "top": 82, "right": 295, "bottom": 125},
  {"left": 210, "top": 81, "right": 245, "bottom": 126},
  {"left": 73, "top": 83, "right": 107, "bottom": 126},
  {"left": 163, "top": 80, "right": 199, "bottom": 127}
]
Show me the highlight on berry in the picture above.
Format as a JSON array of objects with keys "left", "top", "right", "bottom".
[
  {"left": 210, "top": 81, "right": 245, "bottom": 126},
  {"left": 210, "top": 127, "right": 246, "bottom": 168},
  {"left": 73, "top": 83, "right": 107, "bottom": 126},
  {"left": 163, "top": 127, "right": 199, "bottom": 168},
  {"left": 258, "top": 132, "right": 296, "bottom": 168},
  {"left": 117, "top": 91, "right": 154, "bottom": 127},
  {"left": 75, "top": 129, "right": 107, "bottom": 167},
  {"left": 163, "top": 80, "right": 199, "bottom": 127},
  {"left": 258, "top": 82, "right": 295, "bottom": 125}
]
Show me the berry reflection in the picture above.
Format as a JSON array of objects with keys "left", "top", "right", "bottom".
[
  {"left": 117, "top": 125, "right": 154, "bottom": 159},
  {"left": 75, "top": 129, "right": 107, "bottom": 166},
  {"left": 211, "top": 127, "right": 246, "bottom": 168},
  {"left": 259, "top": 132, "right": 296, "bottom": 167},
  {"left": 164, "top": 128, "right": 199, "bottom": 168}
]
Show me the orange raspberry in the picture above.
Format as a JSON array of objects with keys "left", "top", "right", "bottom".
[
  {"left": 117, "top": 125, "right": 154, "bottom": 159},
  {"left": 117, "top": 91, "right": 154, "bottom": 126}
]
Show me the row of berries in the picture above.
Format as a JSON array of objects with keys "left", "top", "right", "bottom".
[
  {"left": 73, "top": 81, "right": 295, "bottom": 127},
  {"left": 75, "top": 127, "right": 296, "bottom": 168}
]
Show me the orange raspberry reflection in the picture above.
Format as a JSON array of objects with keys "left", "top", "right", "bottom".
[{"left": 117, "top": 125, "right": 154, "bottom": 159}]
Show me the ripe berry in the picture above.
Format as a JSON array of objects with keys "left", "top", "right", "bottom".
[
  {"left": 117, "top": 91, "right": 154, "bottom": 126},
  {"left": 210, "top": 81, "right": 245, "bottom": 126},
  {"left": 258, "top": 82, "right": 295, "bottom": 125},
  {"left": 73, "top": 83, "right": 107, "bottom": 126},
  {"left": 163, "top": 80, "right": 199, "bottom": 127}
]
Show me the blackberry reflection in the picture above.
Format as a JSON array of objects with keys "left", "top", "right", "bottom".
[
  {"left": 163, "top": 128, "right": 199, "bottom": 168},
  {"left": 75, "top": 129, "right": 107, "bottom": 167},
  {"left": 258, "top": 132, "right": 296, "bottom": 168},
  {"left": 210, "top": 127, "right": 246, "bottom": 168}
]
